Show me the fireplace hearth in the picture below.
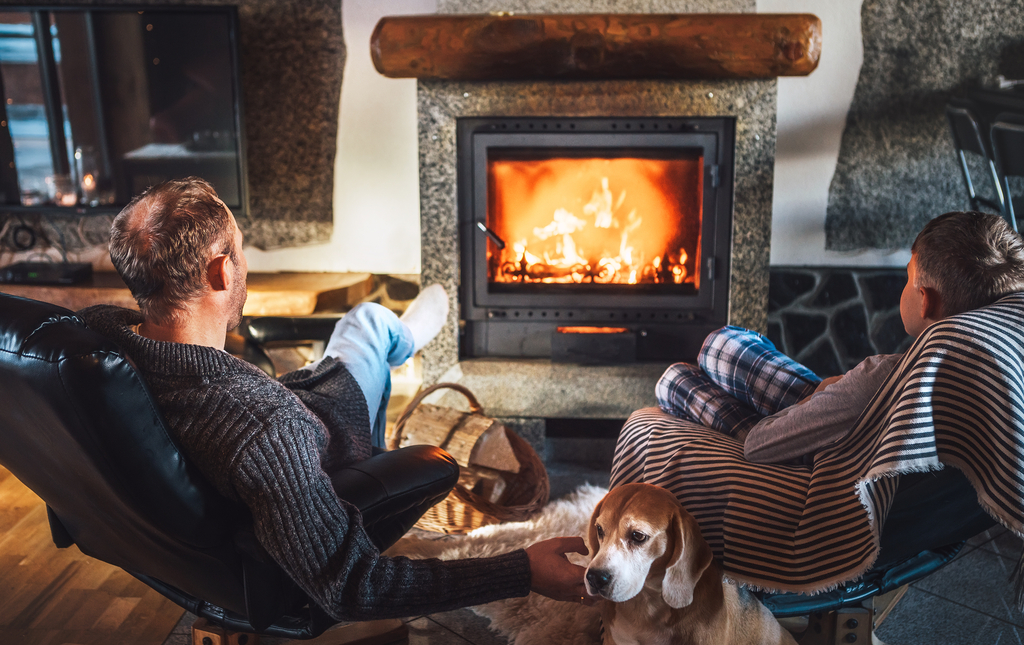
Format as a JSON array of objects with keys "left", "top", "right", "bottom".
[{"left": 459, "top": 116, "right": 735, "bottom": 361}]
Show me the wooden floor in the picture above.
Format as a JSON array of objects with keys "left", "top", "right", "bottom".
[{"left": 0, "top": 466, "right": 184, "bottom": 645}]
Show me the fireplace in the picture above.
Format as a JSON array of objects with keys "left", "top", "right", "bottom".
[
  {"left": 368, "top": 7, "right": 817, "bottom": 421},
  {"left": 408, "top": 74, "right": 781, "bottom": 420},
  {"left": 458, "top": 117, "right": 734, "bottom": 362}
]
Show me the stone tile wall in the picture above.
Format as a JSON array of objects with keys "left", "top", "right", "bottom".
[{"left": 766, "top": 266, "right": 911, "bottom": 378}]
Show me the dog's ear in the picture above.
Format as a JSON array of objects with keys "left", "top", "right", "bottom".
[
  {"left": 586, "top": 497, "right": 605, "bottom": 556},
  {"left": 661, "top": 509, "right": 713, "bottom": 609}
]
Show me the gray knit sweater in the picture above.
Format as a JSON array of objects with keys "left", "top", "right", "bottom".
[{"left": 79, "top": 305, "right": 532, "bottom": 621}]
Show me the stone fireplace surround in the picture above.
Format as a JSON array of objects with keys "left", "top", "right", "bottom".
[{"left": 414, "top": 2, "right": 784, "bottom": 434}]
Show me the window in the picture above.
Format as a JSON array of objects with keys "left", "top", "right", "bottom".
[{"left": 0, "top": 8, "right": 244, "bottom": 213}]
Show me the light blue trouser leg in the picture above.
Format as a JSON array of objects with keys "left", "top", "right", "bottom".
[{"left": 306, "top": 303, "right": 415, "bottom": 448}]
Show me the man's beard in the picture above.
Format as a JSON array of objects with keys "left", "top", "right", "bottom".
[{"left": 227, "top": 265, "right": 247, "bottom": 331}]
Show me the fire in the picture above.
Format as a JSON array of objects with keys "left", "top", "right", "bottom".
[{"left": 487, "top": 156, "right": 703, "bottom": 287}]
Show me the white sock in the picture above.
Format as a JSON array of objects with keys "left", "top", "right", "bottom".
[{"left": 400, "top": 284, "right": 449, "bottom": 353}]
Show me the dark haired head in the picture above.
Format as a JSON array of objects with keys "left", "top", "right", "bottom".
[
  {"left": 109, "top": 177, "right": 236, "bottom": 324},
  {"left": 911, "top": 211, "right": 1024, "bottom": 317}
]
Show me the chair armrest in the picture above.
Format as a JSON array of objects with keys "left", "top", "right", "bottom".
[
  {"left": 245, "top": 316, "right": 343, "bottom": 345},
  {"left": 234, "top": 315, "right": 345, "bottom": 377},
  {"left": 224, "top": 446, "right": 458, "bottom": 631},
  {"left": 330, "top": 445, "right": 459, "bottom": 527}
]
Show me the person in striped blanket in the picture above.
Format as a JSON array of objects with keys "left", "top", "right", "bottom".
[{"left": 656, "top": 210, "right": 1024, "bottom": 466}]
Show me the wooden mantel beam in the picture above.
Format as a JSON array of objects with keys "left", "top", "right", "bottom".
[{"left": 371, "top": 13, "right": 821, "bottom": 82}]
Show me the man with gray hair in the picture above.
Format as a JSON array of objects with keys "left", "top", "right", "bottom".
[{"left": 81, "top": 177, "right": 593, "bottom": 623}]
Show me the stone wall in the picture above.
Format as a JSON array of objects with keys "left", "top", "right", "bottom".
[
  {"left": 767, "top": 266, "right": 911, "bottom": 377},
  {"left": 825, "top": 0, "right": 1024, "bottom": 251}
]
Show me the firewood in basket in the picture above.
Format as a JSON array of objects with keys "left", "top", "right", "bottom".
[{"left": 469, "top": 425, "right": 520, "bottom": 474}]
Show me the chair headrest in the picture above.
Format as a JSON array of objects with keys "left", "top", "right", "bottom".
[{"left": 0, "top": 293, "right": 238, "bottom": 551}]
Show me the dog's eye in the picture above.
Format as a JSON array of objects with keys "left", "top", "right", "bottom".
[
  {"left": 596, "top": 525, "right": 604, "bottom": 540},
  {"left": 631, "top": 531, "right": 648, "bottom": 543}
]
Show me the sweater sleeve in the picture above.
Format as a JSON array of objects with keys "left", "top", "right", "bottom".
[
  {"left": 743, "top": 354, "right": 902, "bottom": 464},
  {"left": 278, "top": 357, "right": 373, "bottom": 471},
  {"left": 231, "top": 417, "right": 532, "bottom": 621}
]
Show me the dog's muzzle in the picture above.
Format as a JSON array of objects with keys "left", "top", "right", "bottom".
[{"left": 586, "top": 568, "right": 613, "bottom": 594}]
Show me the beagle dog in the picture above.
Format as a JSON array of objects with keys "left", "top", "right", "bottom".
[{"left": 585, "top": 483, "right": 797, "bottom": 645}]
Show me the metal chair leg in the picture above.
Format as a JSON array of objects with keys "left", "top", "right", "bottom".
[{"left": 871, "top": 585, "right": 909, "bottom": 631}]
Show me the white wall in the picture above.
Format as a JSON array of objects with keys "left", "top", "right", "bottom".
[
  {"left": 246, "top": 0, "right": 909, "bottom": 274},
  {"left": 762, "top": 0, "right": 909, "bottom": 267},
  {"left": 245, "top": 0, "right": 437, "bottom": 274}
]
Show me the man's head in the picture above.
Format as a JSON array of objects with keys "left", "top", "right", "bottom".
[
  {"left": 901, "top": 211, "right": 1024, "bottom": 337},
  {"left": 109, "top": 177, "right": 246, "bottom": 327}
]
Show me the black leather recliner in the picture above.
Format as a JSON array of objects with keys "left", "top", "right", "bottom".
[{"left": 0, "top": 292, "right": 459, "bottom": 639}]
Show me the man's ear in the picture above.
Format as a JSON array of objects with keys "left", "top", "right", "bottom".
[
  {"left": 661, "top": 510, "right": 713, "bottom": 609},
  {"left": 207, "top": 253, "right": 231, "bottom": 292},
  {"left": 920, "top": 285, "right": 943, "bottom": 321}
]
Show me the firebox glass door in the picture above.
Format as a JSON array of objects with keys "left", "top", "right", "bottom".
[
  {"left": 458, "top": 117, "right": 734, "bottom": 361},
  {"left": 486, "top": 150, "right": 704, "bottom": 296}
]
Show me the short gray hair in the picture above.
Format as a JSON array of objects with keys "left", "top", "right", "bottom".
[{"left": 109, "top": 177, "right": 235, "bottom": 324}]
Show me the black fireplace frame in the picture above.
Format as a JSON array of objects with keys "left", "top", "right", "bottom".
[{"left": 457, "top": 116, "right": 735, "bottom": 361}]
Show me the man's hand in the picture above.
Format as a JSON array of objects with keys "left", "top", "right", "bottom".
[
  {"left": 796, "top": 375, "right": 844, "bottom": 405},
  {"left": 525, "top": 537, "right": 599, "bottom": 605},
  {"left": 814, "top": 375, "right": 843, "bottom": 393}
]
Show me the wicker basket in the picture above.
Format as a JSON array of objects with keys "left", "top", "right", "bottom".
[{"left": 389, "top": 383, "right": 550, "bottom": 534}]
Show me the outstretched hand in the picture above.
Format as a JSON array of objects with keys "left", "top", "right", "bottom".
[{"left": 525, "top": 537, "right": 599, "bottom": 605}]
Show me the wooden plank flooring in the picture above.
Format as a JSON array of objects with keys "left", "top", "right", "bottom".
[{"left": 0, "top": 465, "right": 184, "bottom": 645}]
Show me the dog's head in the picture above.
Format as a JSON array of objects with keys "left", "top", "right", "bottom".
[{"left": 584, "top": 483, "right": 713, "bottom": 609}]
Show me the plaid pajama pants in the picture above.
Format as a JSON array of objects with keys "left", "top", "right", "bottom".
[{"left": 655, "top": 326, "right": 822, "bottom": 441}]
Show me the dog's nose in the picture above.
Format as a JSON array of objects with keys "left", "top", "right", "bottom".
[{"left": 586, "top": 568, "right": 612, "bottom": 591}]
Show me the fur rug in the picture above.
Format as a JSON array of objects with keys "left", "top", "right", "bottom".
[{"left": 386, "top": 485, "right": 608, "bottom": 645}]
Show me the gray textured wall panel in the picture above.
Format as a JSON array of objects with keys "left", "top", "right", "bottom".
[{"left": 825, "top": 0, "right": 1024, "bottom": 251}]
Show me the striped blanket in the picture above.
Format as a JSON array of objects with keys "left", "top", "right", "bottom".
[{"left": 611, "top": 292, "right": 1024, "bottom": 594}]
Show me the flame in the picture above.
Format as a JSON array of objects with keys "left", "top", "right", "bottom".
[{"left": 487, "top": 156, "right": 703, "bottom": 287}]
